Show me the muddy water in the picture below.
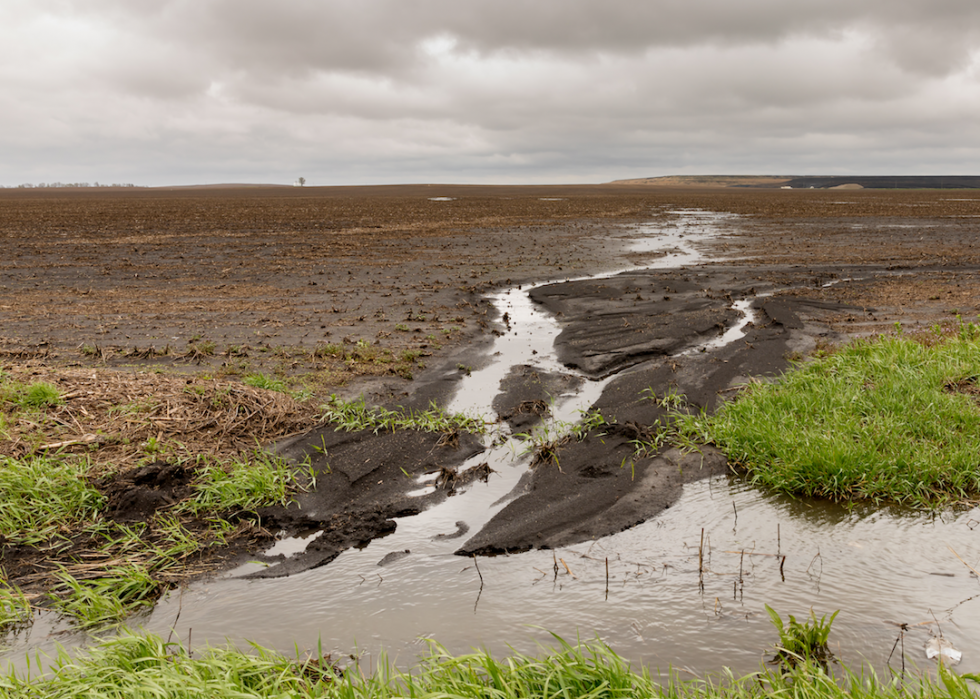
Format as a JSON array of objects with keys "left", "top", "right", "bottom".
[
  {"left": 6, "top": 211, "right": 980, "bottom": 676},
  {"left": 175, "top": 481, "right": 980, "bottom": 675}
]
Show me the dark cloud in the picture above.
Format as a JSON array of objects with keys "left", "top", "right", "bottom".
[
  {"left": 83, "top": 1, "right": 980, "bottom": 71},
  {"left": 2, "top": 1, "right": 980, "bottom": 185}
]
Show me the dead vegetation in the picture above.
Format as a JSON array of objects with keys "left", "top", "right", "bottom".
[
  {"left": 0, "top": 360, "right": 329, "bottom": 629},
  {"left": 0, "top": 360, "right": 324, "bottom": 473}
]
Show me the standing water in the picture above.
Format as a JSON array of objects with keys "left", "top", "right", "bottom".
[{"left": 4, "top": 211, "right": 979, "bottom": 677}]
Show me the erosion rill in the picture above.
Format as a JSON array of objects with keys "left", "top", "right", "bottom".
[{"left": 4, "top": 191, "right": 980, "bottom": 678}]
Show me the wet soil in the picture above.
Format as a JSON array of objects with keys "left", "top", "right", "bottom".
[
  {"left": 251, "top": 426, "right": 486, "bottom": 577},
  {"left": 457, "top": 443, "right": 731, "bottom": 555},
  {"left": 457, "top": 282, "right": 860, "bottom": 554},
  {"left": 99, "top": 461, "right": 196, "bottom": 523},
  {"left": 4, "top": 185, "right": 980, "bottom": 580},
  {"left": 493, "top": 365, "right": 583, "bottom": 431},
  {"left": 0, "top": 184, "right": 672, "bottom": 397}
]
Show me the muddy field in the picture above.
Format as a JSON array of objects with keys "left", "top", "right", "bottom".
[
  {"left": 4, "top": 185, "right": 979, "bottom": 385},
  {"left": 3, "top": 184, "right": 980, "bottom": 586},
  {"left": 1, "top": 185, "right": 977, "bottom": 412}
]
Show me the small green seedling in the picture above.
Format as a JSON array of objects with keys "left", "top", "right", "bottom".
[{"left": 766, "top": 604, "right": 839, "bottom": 668}]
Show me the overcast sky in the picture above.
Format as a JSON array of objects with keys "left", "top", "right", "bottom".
[{"left": 3, "top": 0, "right": 980, "bottom": 186}]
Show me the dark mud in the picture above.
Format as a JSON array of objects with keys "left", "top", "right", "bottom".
[
  {"left": 529, "top": 273, "right": 740, "bottom": 377},
  {"left": 98, "top": 461, "right": 195, "bottom": 523},
  {"left": 493, "top": 365, "right": 583, "bottom": 430},
  {"left": 242, "top": 262, "right": 869, "bottom": 566},
  {"left": 247, "top": 424, "right": 485, "bottom": 577},
  {"left": 457, "top": 443, "right": 730, "bottom": 555},
  {"left": 530, "top": 265, "right": 847, "bottom": 380},
  {"left": 455, "top": 268, "right": 863, "bottom": 554}
]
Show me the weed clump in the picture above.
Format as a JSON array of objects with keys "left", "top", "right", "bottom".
[
  {"left": 243, "top": 372, "right": 288, "bottom": 393},
  {"left": 766, "top": 605, "right": 838, "bottom": 669},
  {"left": 0, "top": 581, "right": 32, "bottom": 632},
  {"left": 320, "top": 395, "right": 486, "bottom": 437},
  {"left": 1, "top": 380, "right": 61, "bottom": 409},
  {"left": 0, "top": 456, "right": 105, "bottom": 545}
]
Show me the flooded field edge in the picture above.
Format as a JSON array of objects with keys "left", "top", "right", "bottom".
[{"left": 4, "top": 197, "right": 980, "bottom": 680}]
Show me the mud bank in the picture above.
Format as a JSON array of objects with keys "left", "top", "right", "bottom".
[
  {"left": 250, "top": 426, "right": 486, "bottom": 577},
  {"left": 254, "top": 248, "right": 916, "bottom": 571},
  {"left": 456, "top": 264, "right": 863, "bottom": 555},
  {"left": 264, "top": 247, "right": 980, "bottom": 568}
]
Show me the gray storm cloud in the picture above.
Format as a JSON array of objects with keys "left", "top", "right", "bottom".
[{"left": 2, "top": 0, "right": 979, "bottom": 185}]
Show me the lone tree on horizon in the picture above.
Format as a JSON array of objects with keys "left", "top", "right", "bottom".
[{"left": 297, "top": 177, "right": 306, "bottom": 186}]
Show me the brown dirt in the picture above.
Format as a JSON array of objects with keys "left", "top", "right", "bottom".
[
  {"left": 0, "top": 184, "right": 672, "bottom": 397},
  {"left": 4, "top": 184, "right": 980, "bottom": 578},
  {"left": 4, "top": 185, "right": 980, "bottom": 378}
]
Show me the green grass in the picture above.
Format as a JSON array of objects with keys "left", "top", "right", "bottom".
[
  {"left": 50, "top": 565, "right": 159, "bottom": 628},
  {"left": 0, "top": 450, "right": 303, "bottom": 630},
  {"left": 243, "top": 372, "right": 316, "bottom": 401},
  {"left": 680, "top": 331, "right": 980, "bottom": 506},
  {"left": 0, "top": 366, "right": 319, "bottom": 633},
  {"left": 766, "top": 605, "right": 839, "bottom": 667},
  {"left": 0, "top": 379, "right": 62, "bottom": 409},
  {"left": 320, "top": 395, "right": 486, "bottom": 437},
  {"left": 4, "top": 629, "right": 980, "bottom": 699},
  {"left": 514, "top": 408, "right": 615, "bottom": 467},
  {"left": 175, "top": 452, "right": 298, "bottom": 516},
  {"left": 243, "top": 373, "right": 288, "bottom": 393},
  {"left": 0, "top": 580, "right": 32, "bottom": 632},
  {"left": 38, "top": 516, "right": 237, "bottom": 629},
  {"left": 0, "top": 455, "right": 105, "bottom": 545}
]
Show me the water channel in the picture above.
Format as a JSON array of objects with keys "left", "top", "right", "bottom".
[{"left": 6, "top": 211, "right": 980, "bottom": 677}]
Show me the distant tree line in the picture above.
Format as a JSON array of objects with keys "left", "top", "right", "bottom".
[{"left": 1, "top": 182, "right": 142, "bottom": 189}]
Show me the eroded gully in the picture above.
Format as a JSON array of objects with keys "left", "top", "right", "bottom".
[{"left": 6, "top": 211, "right": 980, "bottom": 678}]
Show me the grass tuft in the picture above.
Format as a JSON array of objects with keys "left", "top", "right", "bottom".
[
  {"left": 1, "top": 379, "right": 62, "bottom": 409},
  {"left": 243, "top": 373, "right": 288, "bottom": 393},
  {"left": 766, "top": 605, "right": 838, "bottom": 668},
  {"left": 0, "top": 455, "right": 105, "bottom": 545},
  {"left": 680, "top": 332, "right": 980, "bottom": 506},
  {"left": 320, "top": 395, "right": 486, "bottom": 437},
  {"left": 0, "top": 580, "right": 32, "bottom": 632},
  {"left": 176, "top": 452, "right": 296, "bottom": 516},
  {"left": 50, "top": 565, "right": 158, "bottom": 628}
]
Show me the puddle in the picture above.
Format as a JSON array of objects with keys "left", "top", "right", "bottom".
[
  {"left": 4, "top": 210, "right": 965, "bottom": 677},
  {"left": 681, "top": 299, "right": 757, "bottom": 356},
  {"left": 406, "top": 486, "right": 437, "bottom": 498},
  {"left": 264, "top": 529, "right": 324, "bottom": 558},
  {"left": 10, "top": 477, "right": 980, "bottom": 678},
  {"left": 449, "top": 209, "right": 735, "bottom": 417}
]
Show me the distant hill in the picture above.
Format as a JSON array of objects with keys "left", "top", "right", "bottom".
[
  {"left": 609, "top": 175, "right": 793, "bottom": 187},
  {"left": 608, "top": 175, "right": 980, "bottom": 189}
]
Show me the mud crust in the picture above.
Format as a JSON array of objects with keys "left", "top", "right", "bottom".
[{"left": 4, "top": 186, "right": 980, "bottom": 577}]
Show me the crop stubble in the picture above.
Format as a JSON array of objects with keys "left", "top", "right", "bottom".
[{"left": 3, "top": 185, "right": 980, "bottom": 379}]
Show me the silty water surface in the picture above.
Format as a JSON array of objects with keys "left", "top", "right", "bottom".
[{"left": 5, "top": 211, "right": 980, "bottom": 677}]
